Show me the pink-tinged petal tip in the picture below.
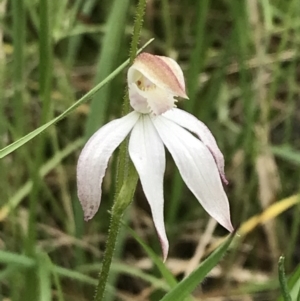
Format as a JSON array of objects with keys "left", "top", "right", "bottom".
[
  {"left": 133, "top": 53, "right": 187, "bottom": 98},
  {"left": 76, "top": 112, "right": 139, "bottom": 221},
  {"left": 128, "top": 115, "right": 170, "bottom": 260},
  {"left": 128, "top": 53, "right": 188, "bottom": 115},
  {"left": 152, "top": 116, "right": 233, "bottom": 234},
  {"left": 163, "top": 108, "right": 228, "bottom": 184}
]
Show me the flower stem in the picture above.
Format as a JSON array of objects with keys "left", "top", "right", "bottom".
[
  {"left": 93, "top": 1, "right": 147, "bottom": 299},
  {"left": 94, "top": 207, "right": 122, "bottom": 301},
  {"left": 117, "top": 0, "right": 147, "bottom": 193},
  {"left": 123, "top": 0, "right": 147, "bottom": 115},
  {"left": 93, "top": 164, "right": 138, "bottom": 301}
]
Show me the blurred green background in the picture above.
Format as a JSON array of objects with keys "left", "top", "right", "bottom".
[{"left": 0, "top": 0, "right": 300, "bottom": 300}]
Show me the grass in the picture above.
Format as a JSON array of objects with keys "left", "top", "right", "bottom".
[{"left": 1, "top": 0, "right": 300, "bottom": 300}]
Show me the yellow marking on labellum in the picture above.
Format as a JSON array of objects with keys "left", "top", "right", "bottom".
[{"left": 136, "top": 76, "right": 156, "bottom": 91}]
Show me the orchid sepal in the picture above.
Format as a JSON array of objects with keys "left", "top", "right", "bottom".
[{"left": 128, "top": 53, "right": 188, "bottom": 115}]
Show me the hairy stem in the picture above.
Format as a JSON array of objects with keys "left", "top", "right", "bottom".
[
  {"left": 93, "top": 165, "right": 138, "bottom": 301},
  {"left": 93, "top": 1, "right": 147, "bottom": 300}
]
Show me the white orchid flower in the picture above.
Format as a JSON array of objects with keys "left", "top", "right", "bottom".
[{"left": 77, "top": 53, "right": 233, "bottom": 261}]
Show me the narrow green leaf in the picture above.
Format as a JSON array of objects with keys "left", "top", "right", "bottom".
[
  {"left": 0, "top": 38, "right": 153, "bottom": 159},
  {"left": 79, "top": 262, "right": 170, "bottom": 292},
  {"left": 85, "top": 0, "right": 130, "bottom": 137},
  {"left": 0, "top": 138, "right": 83, "bottom": 220},
  {"left": 278, "top": 259, "right": 300, "bottom": 301},
  {"left": 0, "top": 250, "right": 35, "bottom": 268},
  {"left": 0, "top": 249, "right": 97, "bottom": 286},
  {"left": 66, "top": 0, "right": 98, "bottom": 66},
  {"left": 113, "top": 263, "right": 170, "bottom": 291},
  {"left": 12, "top": 0, "right": 26, "bottom": 135},
  {"left": 52, "top": 266, "right": 97, "bottom": 286},
  {"left": 272, "top": 146, "right": 300, "bottom": 165},
  {"left": 39, "top": 0, "right": 52, "bottom": 123},
  {"left": 126, "top": 225, "right": 177, "bottom": 288},
  {"left": 186, "top": 0, "right": 210, "bottom": 107},
  {"left": 51, "top": 261, "right": 65, "bottom": 301},
  {"left": 37, "top": 252, "right": 52, "bottom": 301},
  {"left": 160, "top": 233, "right": 235, "bottom": 301},
  {"left": 278, "top": 256, "right": 292, "bottom": 301},
  {"left": 126, "top": 224, "right": 194, "bottom": 300}
]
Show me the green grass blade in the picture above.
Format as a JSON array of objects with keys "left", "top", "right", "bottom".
[
  {"left": 0, "top": 38, "right": 153, "bottom": 159},
  {"left": 85, "top": 0, "right": 130, "bottom": 138},
  {"left": 39, "top": 0, "right": 52, "bottom": 123},
  {"left": 0, "top": 250, "right": 35, "bottom": 268},
  {"left": 125, "top": 224, "right": 194, "bottom": 301},
  {"left": 161, "top": 0, "right": 173, "bottom": 52},
  {"left": 160, "top": 233, "right": 235, "bottom": 301},
  {"left": 278, "top": 261, "right": 300, "bottom": 301},
  {"left": 126, "top": 225, "right": 177, "bottom": 288},
  {"left": 12, "top": 0, "right": 26, "bottom": 135},
  {"left": 52, "top": 266, "right": 97, "bottom": 286},
  {"left": 80, "top": 262, "right": 170, "bottom": 292},
  {"left": 0, "top": 138, "right": 83, "bottom": 221},
  {"left": 37, "top": 252, "right": 52, "bottom": 301},
  {"left": 66, "top": 0, "right": 98, "bottom": 66},
  {"left": 186, "top": 0, "right": 210, "bottom": 107},
  {"left": 0, "top": 249, "right": 97, "bottom": 286},
  {"left": 278, "top": 256, "right": 292, "bottom": 301},
  {"left": 112, "top": 263, "right": 170, "bottom": 291},
  {"left": 51, "top": 262, "right": 65, "bottom": 301},
  {"left": 272, "top": 146, "right": 300, "bottom": 165}
]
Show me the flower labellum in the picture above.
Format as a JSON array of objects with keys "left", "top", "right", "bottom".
[
  {"left": 127, "top": 53, "right": 188, "bottom": 115},
  {"left": 77, "top": 53, "right": 233, "bottom": 261}
]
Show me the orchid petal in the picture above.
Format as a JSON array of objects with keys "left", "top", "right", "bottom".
[
  {"left": 128, "top": 53, "right": 188, "bottom": 98},
  {"left": 152, "top": 116, "right": 233, "bottom": 232},
  {"left": 77, "top": 111, "right": 140, "bottom": 221},
  {"left": 156, "top": 56, "right": 186, "bottom": 94},
  {"left": 163, "top": 108, "right": 228, "bottom": 184},
  {"left": 132, "top": 82, "right": 177, "bottom": 115},
  {"left": 128, "top": 83, "right": 149, "bottom": 114},
  {"left": 128, "top": 115, "right": 169, "bottom": 261},
  {"left": 127, "top": 53, "right": 189, "bottom": 115}
]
